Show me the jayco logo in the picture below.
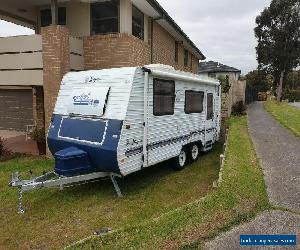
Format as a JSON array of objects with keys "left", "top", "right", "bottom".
[
  {"left": 73, "top": 92, "right": 100, "bottom": 106},
  {"left": 85, "top": 76, "right": 101, "bottom": 84}
]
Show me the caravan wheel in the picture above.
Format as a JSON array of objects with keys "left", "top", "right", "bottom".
[
  {"left": 189, "top": 144, "right": 200, "bottom": 162},
  {"left": 172, "top": 148, "right": 188, "bottom": 171}
]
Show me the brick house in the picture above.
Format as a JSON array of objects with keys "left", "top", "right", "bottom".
[{"left": 0, "top": 0, "right": 205, "bottom": 134}]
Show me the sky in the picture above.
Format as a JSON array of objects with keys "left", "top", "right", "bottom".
[{"left": 0, "top": 0, "right": 272, "bottom": 74}]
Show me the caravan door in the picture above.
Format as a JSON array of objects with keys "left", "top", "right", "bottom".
[{"left": 205, "top": 92, "right": 215, "bottom": 148}]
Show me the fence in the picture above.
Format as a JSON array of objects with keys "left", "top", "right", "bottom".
[
  {"left": 221, "top": 78, "right": 246, "bottom": 118},
  {"left": 69, "top": 37, "right": 84, "bottom": 71}
]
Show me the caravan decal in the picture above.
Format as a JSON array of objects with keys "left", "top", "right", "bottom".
[
  {"left": 73, "top": 93, "right": 100, "bottom": 107},
  {"left": 125, "top": 129, "right": 212, "bottom": 157},
  {"left": 85, "top": 76, "right": 102, "bottom": 84}
]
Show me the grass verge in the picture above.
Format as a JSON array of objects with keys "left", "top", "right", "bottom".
[
  {"left": 264, "top": 100, "right": 300, "bottom": 138},
  {"left": 70, "top": 116, "right": 270, "bottom": 250},
  {"left": 0, "top": 143, "right": 221, "bottom": 249}
]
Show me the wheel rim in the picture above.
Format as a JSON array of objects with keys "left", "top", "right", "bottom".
[
  {"left": 191, "top": 145, "right": 199, "bottom": 160},
  {"left": 179, "top": 150, "right": 186, "bottom": 167}
]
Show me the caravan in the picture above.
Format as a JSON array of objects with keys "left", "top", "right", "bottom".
[
  {"left": 10, "top": 64, "right": 221, "bottom": 212},
  {"left": 48, "top": 64, "right": 221, "bottom": 176}
]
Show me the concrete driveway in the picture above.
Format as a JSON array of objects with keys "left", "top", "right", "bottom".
[
  {"left": 0, "top": 130, "right": 25, "bottom": 139},
  {"left": 0, "top": 130, "right": 39, "bottom": 156},
  {"left": 205, "top": 102, "right": 300, "bottom": 249}
]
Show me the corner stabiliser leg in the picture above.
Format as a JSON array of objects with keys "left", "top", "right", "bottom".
[
  {"left": 18, "top": 188, "right": 25, "bottom": 214},
  {"left": 110, "top": 174, "right": 123, "bottom": 198}
]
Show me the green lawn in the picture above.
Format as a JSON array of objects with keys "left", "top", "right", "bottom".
[
  {"left": 70, "top": 117, "right": 270, "bottom": 250},
  {"left": 0, "top": 144, "right": 222, "bottom": 249},
  {"left": 265, "top": 100, "right": 300, "bottom": 138}
]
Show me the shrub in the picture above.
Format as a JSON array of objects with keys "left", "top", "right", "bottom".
[
  {"left": 231, "top": 101, "right": 247, "bottom": 116},
  {"left": 0, "top": 137, "right": 11, "bottom": 159},
  {"left": 30, "top": 128, "right": 46, "bottom": 143},
  {"left": 0, "top": 137, "right": 4, "bottom": 157},
  {"left": 283, "top": 89, "right": 300, "bottom": 102}
]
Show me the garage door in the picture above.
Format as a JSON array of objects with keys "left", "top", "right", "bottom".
[{"left": 0, "top": 89, "right": 34, "bottom": 131}]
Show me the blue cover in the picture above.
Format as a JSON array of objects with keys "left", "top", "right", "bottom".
[{"left": 54, "top": 147, "right": 92, "bottom": 177}]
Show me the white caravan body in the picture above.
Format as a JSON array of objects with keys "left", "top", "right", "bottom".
[{"left": 48, "top": 65, "right": 221, "bottom": 177}]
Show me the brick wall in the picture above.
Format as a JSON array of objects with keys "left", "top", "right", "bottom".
[
  {"left": 32, "top": 86, "right": 45, "bottom": 130},
  {"left": 41, "top": 25, "right": 70, "bottom": 134},
  {"left": 83, "top": 21, "right": 199, "bottom": 73},
  {"left": 152, "top": 21, "right": 199, "bottom": 74},
  {"left": 84, "top": 33, "right": 151, "bottom": 70}
]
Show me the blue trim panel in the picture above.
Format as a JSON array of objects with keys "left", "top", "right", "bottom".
[
  {"left": 48, "top": 115, "right": 123, "bottom": 174},
  {"left": 59, "top": 118, "right": 107, "bottom": 143}
]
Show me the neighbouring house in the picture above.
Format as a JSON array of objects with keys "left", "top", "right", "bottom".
[
  {"left": 0, "top": 0, "right": 205, "bottom": 136},
  {"left": 199, "top": 61, "right": 241, "bottom": 81},
  {"left": 198, "top": 61, "right": 245, "bottom": 117}
]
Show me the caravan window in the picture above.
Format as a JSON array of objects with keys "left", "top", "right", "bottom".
[
  {"left": 207, "top": 93, "right": 214, "bottom": 120},
  {"left": 185, "top": 91, "right": 204, "bottom": 114},
  {"left": 153, "top": 79, "right": 175, "bottom": 116}
]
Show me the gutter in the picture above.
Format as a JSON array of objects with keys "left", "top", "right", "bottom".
[{"left": 145, "top": 0, "right": 206, "bottom": 60}]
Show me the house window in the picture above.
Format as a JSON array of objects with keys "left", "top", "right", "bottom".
[
  {"left": 184, "top": 49, "right": 189, "bottom": 67},
  {"left": 207, "top": 93, "right": 214, "bottom": 120},
  {"left": 91, "top": 0, "right": 119, "bottom": 35},
  {"left": 175, "top": 41, "right": 179, "bottom": 63},
  {"left": 132, "top": 5, "right": 144, "bottom": 40},
  {"left": 185, "top": 91, "right": 204, "bottom": 114},
  {"left": 208, "top": 73, "right": 217, "bottom": 79},
  {"left": 40, "top": 7, "right": 66, "bottom": 27},
  {"left": 153, "top": 79, "right": 175, "bottom": 116}
]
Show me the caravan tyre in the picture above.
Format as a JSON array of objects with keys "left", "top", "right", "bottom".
[
  {"left": 172, "top": 148, "right": 188, "bottom": 171},
  {"left": 189, "top": 144, "right": 200, "bottom": 162}
]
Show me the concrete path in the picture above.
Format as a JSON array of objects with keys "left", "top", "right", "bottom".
[
  {"left": 289, "top": 102, "right": 300, "bottom": 109},
  {"left": 248, "top": 102, "right": 300, "bottom": 212},
  {"left": 205, "top": 102, "right": 300, "bottom": 249},
  {"left": 205, "top": 210, "right": 300, "bottom": 250}
]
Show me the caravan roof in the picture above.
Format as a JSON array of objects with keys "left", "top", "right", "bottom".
[{"left": 54, "top": 65, "right": 219, "bottom": 121}]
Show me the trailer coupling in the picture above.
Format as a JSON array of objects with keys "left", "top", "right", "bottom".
[{"left": 9, "top": 171, "right": 123, "bottom": 214}]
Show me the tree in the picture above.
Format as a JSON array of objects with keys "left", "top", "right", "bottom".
[
  {"left": 245, "top": 70, "right": 273, "bottom": 91},
  {"left": 285, "top": 70, "right": 300, "bottom": 90},
  {"left": 255, "top": 0, "right": 300, "bottom": 101},
  {"left": 217, "top": 75, "right": 231, "bottom": 93}
]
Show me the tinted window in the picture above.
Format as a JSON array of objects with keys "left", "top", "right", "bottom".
[
  {"left": 153, "top": 79, "right": 175, "bottom": 116},
  {"left": 40, "top": 7, "right": 66, "bottom": 27},
  {"left": 207, "top": 93, "right": 214, "bottom": 120},
  {"left": 132, "top": 5, "right": 144, "bottom": 40},
  {"left": 91, "top": 0, "right": 119, "bottom": 35},
  {"left": 185, "top": 91, "right": 204, "bottom": 114}
]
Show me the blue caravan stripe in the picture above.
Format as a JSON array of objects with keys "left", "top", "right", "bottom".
[
  {"left": 125, "top": 128, "right": 215, "bottom": 158},
  {"left": 48, "top": 115, "right": 123, "bottom": 174}
]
